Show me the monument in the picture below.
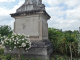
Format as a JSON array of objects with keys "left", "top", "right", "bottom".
[
  {"left": 4, "top": 0, "right": 53, "bottom": 60},
  {"left": 78, "top": 27, "right": 80, "bottom": 55}
]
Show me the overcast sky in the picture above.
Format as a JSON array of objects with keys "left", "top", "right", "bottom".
[{"left": 0, "top": 0, "right": 80, "bottom": 31}]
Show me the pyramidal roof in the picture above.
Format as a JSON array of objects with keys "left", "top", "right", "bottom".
[{"left": 16, "top": 0, "right": 45, "bottom": 13}]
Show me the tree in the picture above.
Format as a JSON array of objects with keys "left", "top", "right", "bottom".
[
  {"left": 64, "top": 32, "right": 75, "bottom": 60},
  {"left": 2, "top": 33, "right": 31, "bottom": 60},
  {"left": 0, "top": 25, "right": 13, "bottom": 36},
  {"left": 48, "top": 27, "right": 63, "bottom": 52}
]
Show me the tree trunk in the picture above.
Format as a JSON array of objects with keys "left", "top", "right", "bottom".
[
  {"left": 70, "top": 42, "right": 72, "bottom": 60},
  {"left": 18, "top": 49, "right": 20, "bottom": 60}
]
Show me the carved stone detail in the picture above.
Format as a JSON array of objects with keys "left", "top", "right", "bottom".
[{"left": 16, "top": 0, "right": 45, "bottom": 13}]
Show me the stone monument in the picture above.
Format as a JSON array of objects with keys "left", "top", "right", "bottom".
[
  {"left": 78, "top": 27, "right": 80, "bottom": 54},
  {"left": 4, "top": 0, "right": 53, "bottom": 60}
]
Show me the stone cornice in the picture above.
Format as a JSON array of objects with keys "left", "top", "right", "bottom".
[{"left": 10, "top": 10, "right": 51, "bottom": 20}]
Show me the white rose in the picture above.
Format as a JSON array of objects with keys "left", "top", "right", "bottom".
[
  {"left": 26, "top": 41, "right": 28, "bottom": 43},
  {"left": 25, "top": 48, "right": 27, "bottom": 50},
  {"left": 22, "top": 39, "right": 24, "bottom": 41},
  {"left": 14, "top": 46, "right": 16, "bottom": 48},
  {"left": 27, "top": 35, "right": 29, "bottom": 37},
  {"left": 10, "top": 39, "right": 11, "bottom": 42},
  {"left": 26, "top": 51, "right": 28, "bottom": 52},
  {"left": 9, "top": 50, "right": 11, "bottom": 51},
  {"left": 17, "top": 41, "right": 19, "bottom": 44},
  {"left": 22, "top": 43, "right": 26, "bottom": 47},
  {"left": 14, "top": 42, "right": 16, "bottom": 44}
]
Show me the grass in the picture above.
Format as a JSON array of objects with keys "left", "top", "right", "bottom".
[{"left": 0, "top": 53, "right": 80, "bottom": 60}]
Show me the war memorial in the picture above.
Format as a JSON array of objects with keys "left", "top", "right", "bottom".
[{"left": 4, "top": 0, "right": 53, "bottom": 60}]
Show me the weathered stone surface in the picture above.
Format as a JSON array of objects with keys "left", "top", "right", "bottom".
[
  {"left": 8, "top": 0, "right": 53, "bottom": 60},
  {"left": 16, "top": 0, "right": 45, "bottom": 13},
  {"left": 4, "top": 41, "right": 53, "bottom": 60},
  {"left": 11, "top": 11, "right": 50, "bottom": 41}
]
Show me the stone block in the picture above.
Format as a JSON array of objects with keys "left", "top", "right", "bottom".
[{"left": 4, "top": 41, "right": 53, "bottom": 60}]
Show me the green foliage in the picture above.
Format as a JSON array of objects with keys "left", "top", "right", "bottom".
[
  {"left": 64, "top": 33, "right": 75, "bottom": 43},
  {"left": 0, "top": 48, "right": 4, "bottom": 55},
  {"left": 48, "top": 27, "right": 62, "bottom": 41},
  {"left": 6, "top": 54, "right": 11, "bottom": 60},
  {"left": 53, "top": 54, "right": 66, "bottom": 60},
  {"left": 2, "top": 33, "right": 31, "bottom": 51},
  {"left": 48, "top": 27, "right": 79, "bottom": 56},
  {"left": 63, "top": 32, "right": 76, "bottom": 60},
  {"left": 48, "top": 27, "right": 63, "bottom": 52},
  {"left": 21, "top": 56, "right": 25, "bottom": 60},
  {"left": 0, "top": 46, "right": 4, "bottom": 55},
  {"left": 1, "top": 33, "right": 31, "bottom": 60},
  {"left": 0, "top": 25, "right": 13, "bottom": 36}
]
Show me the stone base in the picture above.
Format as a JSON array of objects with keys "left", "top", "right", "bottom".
[{"left": 4, "top": 40, "right": 53, "bottom": 60}]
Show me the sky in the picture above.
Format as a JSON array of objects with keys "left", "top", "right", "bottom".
[{"left": 0, "top": 0, "right": 80, "bottom": 31}]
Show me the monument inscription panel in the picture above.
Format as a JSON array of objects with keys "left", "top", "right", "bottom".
[{"left": 15, "top": 15, "right": 39, "bottom": 36}]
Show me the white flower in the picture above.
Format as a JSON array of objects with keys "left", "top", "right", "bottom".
[
  {"left": 18, "top": 34, "right": 20, "bottom": 35},
  {"left": 14, "top": 42, "right": 16, "bottom": 44},
  {"left": 25, "top": 48, "right": 27, "bottom": 50},
  {"left": 6, "top": 42, "right": 8, "bottom": 44},
  {"left": 26, "top": 51, "right": 28, "bottom": 52},
  {"left": 10, "top": 39, "right": 11, "bottom": 42},
  {"left": 10, "top": 47, "right": 11, "bottom": 49},
  {"left": 5, "top": 38, "right": 7, "bottom": 40},
  {"left": 12, "top": 32, "right": 15, "bottom": 35},
  {"left": 27, "top": 48, "right": 29, "bottom": 49},
  {"left": 13, "top": 33, "right": 16, "bottom": 35},
  {"left": 9, "top": 50, "right": 11, "bottom": 51},
  {"left": 12, "top": 36, "right": 14, "bottom": 38},
  {"left": 18, "top": 40, "right": 20, "bottom": 42},
  {"left": 14, "top": 40, "right": 15, "bottom": 41},
  {"left": 4, "top": 35, "right": 6, "bottom": 38},
  {"left": 29, "top": 42, "right": 31, "bottom": 47},
  {"left": 26, "top": 41, "right": 28, "bottom": 43},
  {"left": 19, "top": 46, "right": 21, "bottom": 48},
  {"left": 1, "top": 37, "right": 3, "bottom": 38},
  {"left": 17, "top": 41, "right": 19, "bottom": 44},
  {"left": 28, "top": 47, "right": 31, "bottom": 49},
  {"left": 30, "top": 42, "right": 31, "bottom": 45},
  {"left": 27, "top": 38, "right": 30, "bottom": 42},
  {"left": 16, "top": 37, "right": 18, "bottom": 40},
  {"left": 22, "top": 43, "right": 26, "bottom": 47},
  {"left": 1, "top": 40, "right": 4, "bottom": 45},
  {"left": 27, "top": 35, "right": 29, "bottom": 37},
  {"left": 1, "top": 33, "right": 31, "bottom": 52},
  {"left": 14, "top": 46, "right": 16, "bottom": 48},
  {"left": 22, "top": 39, "right": 24, "bottom": 41},
  {"left": 13, "top": 38, "right": 14, "bottom": 40}
]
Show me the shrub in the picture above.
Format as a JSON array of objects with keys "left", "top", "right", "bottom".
[
  {"left": 48, "top": 27, "right": 79, "bottom": 57},
  {"left": 6, "top": 54, "right": 11, "bottom": 60},
  {"left": 1, "top": 33, "right": 31, "bottom": 60},
  {"left": 0, "top": 47, "right": 4, "bottom": 55}
]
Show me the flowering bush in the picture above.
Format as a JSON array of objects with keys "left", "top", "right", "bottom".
[
  {"left": 1, "top": 33, "right": 31, "bottom": 60},
  {"left": 0, "top": 34, "right": 6, "bottom": 44},
  {"left": 3, "top": 33, "right": 31, "bottom": 51}
]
